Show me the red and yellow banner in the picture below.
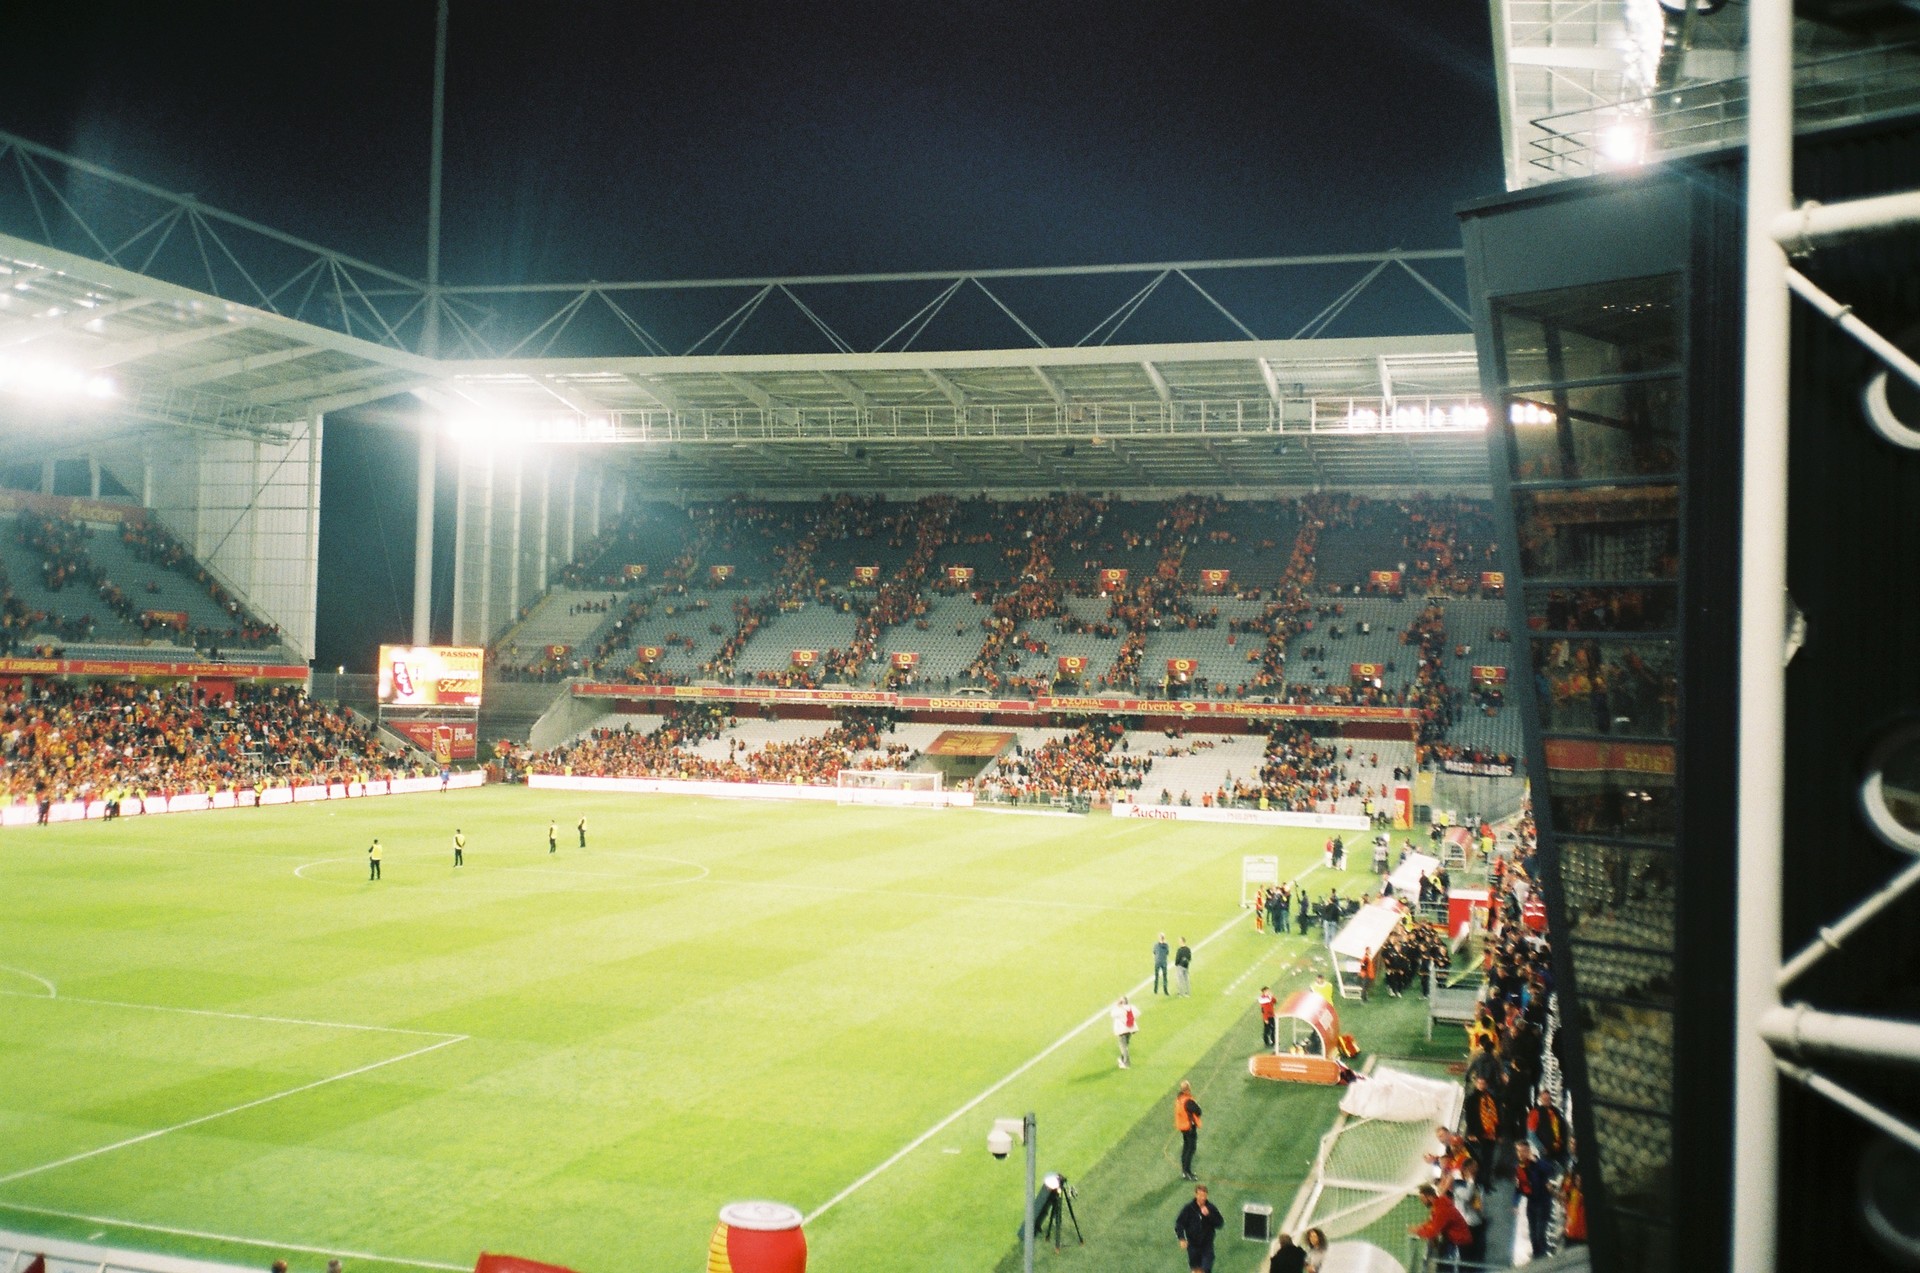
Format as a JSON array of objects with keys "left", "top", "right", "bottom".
[
  {"left": 1368, "top": 570, "right": 1403, "bottom": 590},
  {"left": 141, "top": 609, "right": 189, "bottom": 630},
  {"left": 709, "top": 564, "right": 735, "bottom": 584},
  {"left": 0, "top": 487, "right": 150, "bottom": 526},
  {"left": 1470, "top": 665, "right": 1508, "bottom": 684},
  {"left": 1198, "top": 568, "right": 1230, "bottom": 592},
  {"left": 853, "top": 565, "right": 880, "bottom": 585},
  {"left": 791, "top": 649, "right": 817, "bottom": 666},
  {"left": 624, "top": 563, "right": 649, "bottom": 580},
  {"left": 891, "top": 651, "right": 920, "bottom": 669},
  {"left": 1167, "top": 657, "right": 1197, "bottom": 675},
  {"left": 1351, "top": 662, "right": 1385, "bottom": 680},
  {"left": 377, "top": 645, "right": 484, "bottom": 708},
  {"left": 1058, "top": 654, "right": 1087, "bottom": 675},
  {"left": 635, "top": 645, "right": 665, "bottom": 663},
  {"left": 945, "top": 565, "right": 974, "bottom": 585},
  {"left": 1480, "top": 571, "right": 1505, "bottom": 590},
  {"left": 1542, "top": 738, "right": 1677, "bottom": 777},
  {"left": 926, "top": 730, "right": 1015, "bottom": 756},
  {"left": 570, "top": 681, "right": 1422, "bottom": 722},
  {"left": 1099, "top": 567, "right": 1128, "bottom": 591}
]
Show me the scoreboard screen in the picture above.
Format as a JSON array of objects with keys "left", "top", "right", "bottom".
[{"left": 376, "top": 645, "right": 484, "bottom": 708}]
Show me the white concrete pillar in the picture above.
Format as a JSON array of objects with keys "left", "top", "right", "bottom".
[
  {"left": 478, "top": 452, "right": 496, "bottom": 640},
  {"left": 413, "top": 427, "right": 436, "bottom": 645},
  {"left": 450, "top": 455, "right": 470, "bottom": 645},
  {"left": 88, "top": 456, "right": 101, "bottom": 499},
  {"left": 590, "top": 468, "right": 604, "bottom": 539},
  {"left": 507, "top": 457, "right": 524, "bottom": 621},
  {"left": 141, "top": 448, "right": 154, "bottom": 508},
  {"left": 537, "top": 454, "right": 552, "bottom": 593},
  {"left": 564, "top": 464, "right": 578, "bottom": 564}
]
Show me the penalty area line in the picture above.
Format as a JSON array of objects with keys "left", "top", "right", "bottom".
[
  {"left": 0, "top": 1034, "right": 468, "bottom": 1187},
  {"left": 0, "top": 1202, "right": 470, "bottom": 1271},
  {"left": 803, "top": 904, "right": 1250, "bottom": 1225}
]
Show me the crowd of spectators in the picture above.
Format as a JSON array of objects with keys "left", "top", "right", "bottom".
[
  {"left": 976, "top": 721, "right": 1147, "bottom": 803},
  {"left": 10, "top": 512, "right": 282, "bottom": 653},
  {"left": 527, "top": 705, "right": 918, "bottom": 786},
  {"left": 1, "top": 680, "right": 402, "bottom": 806}
]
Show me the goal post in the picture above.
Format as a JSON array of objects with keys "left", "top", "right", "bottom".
[{"left": 835, "top": 769, "right": 944, "bottom": 806}]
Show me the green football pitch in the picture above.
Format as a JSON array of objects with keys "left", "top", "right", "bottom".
[{"left": 0, "top": 787, "right": 1357, "bottom": 1273}]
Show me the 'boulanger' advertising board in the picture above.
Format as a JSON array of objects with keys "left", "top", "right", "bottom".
[{"left": 377, "top": 645, "right": 484, "bottom": 708}]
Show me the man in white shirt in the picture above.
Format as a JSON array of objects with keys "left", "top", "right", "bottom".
[{"left": 1111, "top": 996, "right": 1139, "bottom": 1069}]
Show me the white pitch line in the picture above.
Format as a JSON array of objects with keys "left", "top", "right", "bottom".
[
  {"left": 0, "top": 1034, "right": 468, "bottom": 1187},
  {"left": 0, "top": 989, "right": 460, "bottom": 1039},
  {"left": 0, "top": 1202, "right": 470, "bottom": 1271},
  {"left": 803, "top": 904, "right": 1250, "bottom": 1225},
  {"left": 0, "top": 966, "right": 55, "bottom": 998}
]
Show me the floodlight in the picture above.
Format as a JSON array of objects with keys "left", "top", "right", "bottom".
[
  {"left": 0, "top": 355, "right": 117, "bottom": 403},
  {"left": 1599, "top": 122, "right": 1647, "bottom": 166}
]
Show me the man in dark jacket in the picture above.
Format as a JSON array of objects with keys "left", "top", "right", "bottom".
[{"left": 1174, "top": 1185, "right": 1225, "bottom": 1272}]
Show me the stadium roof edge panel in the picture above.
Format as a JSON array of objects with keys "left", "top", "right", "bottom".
[{"left": 439, "top": 332, "right": 1476, "bottom": 377}]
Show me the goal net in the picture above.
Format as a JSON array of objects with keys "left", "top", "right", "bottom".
[
  {"left": 834, "top": 769, "right": 945, "bottom": 806},
  {"left": 1282, "top": 1061, "right": 1465, "bottom": 1252}
]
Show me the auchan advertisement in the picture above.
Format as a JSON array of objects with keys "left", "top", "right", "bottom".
[{"left": 377, "top": 645, "right": 484, "bottom": 708}]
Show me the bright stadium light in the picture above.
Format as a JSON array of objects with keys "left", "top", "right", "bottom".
[
  {"left": 0, "top": 356, "right": 117, "bottom": 403},
  {"left": 1599, "top": 121, "right": 1648, "bottom": 167},
  {"left": 445, "top": 411, "right": 617, "bottom": 452},
  {"left": 1509, "top": 401, "right": 1557, "bottom": 427}
]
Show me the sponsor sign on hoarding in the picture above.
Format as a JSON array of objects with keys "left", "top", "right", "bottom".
[
  {"left": 1542, "top": 738, "right": 1677, "bottom": 776},
  {"left": 389, "top": 719, "right": 479, "bottom": 761},
  {"left": 1440, "top": 757, "right": 1518, "bottom": 778},
  {"left": 0, "top": 657, "right": 306, "bottom": 680},
  {"left": 377, "top": 645, "right": 484, "bottom": 707}
]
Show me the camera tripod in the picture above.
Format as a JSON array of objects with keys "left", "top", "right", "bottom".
[{"left": 1035, "top": 1179, "right": 1084, "bottom": 1250}]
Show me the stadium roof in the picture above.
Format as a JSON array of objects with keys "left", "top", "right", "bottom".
[{"left": 0, "top": 131, "right": 1489, "bottom": 496}]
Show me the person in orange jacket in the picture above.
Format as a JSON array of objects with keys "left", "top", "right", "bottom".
[{"left": 1174, "top": 1080, "right": 1204, "bottom": 1180}]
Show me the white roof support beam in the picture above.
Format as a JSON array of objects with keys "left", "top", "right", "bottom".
[
  {"left": 241, "top": 365, "right": 396, "bottom": 407},
  {"left": 820, "top": 371, "right": 871, "bottom": 412},
  {"left": 0, "top": 295, "right": 157, "bottom": 348},
  {"left": 1256, "top": 357, "right": 1284, "bottom": 403},
  {"left": 168, "top": 343, "right": 326, "bottom": 387},
  {"left": 925, "top": 368, "right": 967, "bottom": 409},
  {"left": 1030, "top": 364, "right": 1068, "bottom": 406},
  {"left": 1141, "top": 361, "right": 1172, "bottom": 404},
  {"left": 534, "top": 374, "right": 608, "bottom": 415},
  {"left": 621, "top": 372, "right": 686, "bottom": 413},
  {"left": 719, "top": 372, "right": 776, "bottom": 410},
  {"left": 1377, "top": 354, "right": 1395, "bottom": 407},
  {"left": 83, "top": 321, "right": 246, "bottom": 368}
]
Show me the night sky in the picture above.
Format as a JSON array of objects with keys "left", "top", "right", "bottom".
[{"left": 0, "top": 2, "right": 1504, "bottom": 668}]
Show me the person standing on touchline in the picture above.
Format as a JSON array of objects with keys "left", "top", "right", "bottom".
[{"left": 1111, "top": 995, "right": 1139, "bottom": 1069}]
